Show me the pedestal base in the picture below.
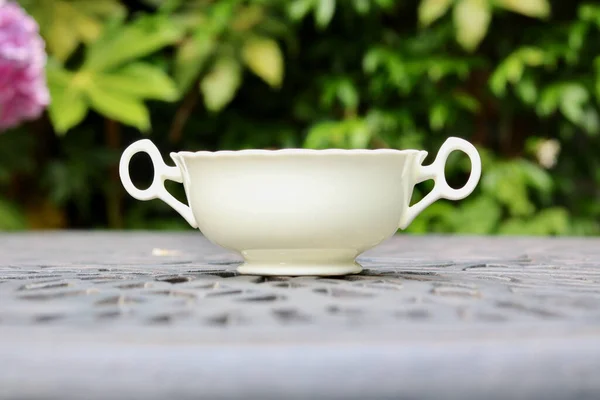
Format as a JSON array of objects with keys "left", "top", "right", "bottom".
[{"left": 236, "top": 262, "right": 363, "bottom": 276}]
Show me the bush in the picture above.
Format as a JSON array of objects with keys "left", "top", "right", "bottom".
[{"left": 1, "top": 0, "right": 599, "bottom": 235}]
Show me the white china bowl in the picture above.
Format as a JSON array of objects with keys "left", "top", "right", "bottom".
[{"left": 120, "top": 137, "right": 481, "bottom": 276}]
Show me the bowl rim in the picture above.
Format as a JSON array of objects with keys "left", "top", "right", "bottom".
[{"left": 171, "top": 148, "right": 426, "bottom": 158}]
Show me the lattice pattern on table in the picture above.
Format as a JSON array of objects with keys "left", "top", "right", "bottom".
[{"left": 1, "top": 232, "right": 599, "bottom": 328}]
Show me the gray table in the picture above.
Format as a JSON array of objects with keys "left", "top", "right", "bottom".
[{"left": 0, "top": 232, "right": 599, "bottom": 400}]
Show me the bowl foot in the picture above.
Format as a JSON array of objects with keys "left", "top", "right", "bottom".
[{"left": 236, "top": 261, "right": 362, "bottom": 276}]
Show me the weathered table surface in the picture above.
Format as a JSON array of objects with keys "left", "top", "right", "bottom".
[{"left": 1, "top": 232, "right": 599, "bottom": 400}]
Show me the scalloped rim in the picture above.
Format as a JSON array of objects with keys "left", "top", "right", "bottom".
[{"left": 171, "top": 148, "right": 426, "bottom": 158}]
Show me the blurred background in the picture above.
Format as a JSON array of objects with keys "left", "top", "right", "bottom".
[{"left": 1, "top": 0, "right": 599, "bottom": 234}]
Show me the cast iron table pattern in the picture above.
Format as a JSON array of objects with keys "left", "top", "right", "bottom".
[{"left": 0, "top": 232, "right": 599, "bottom": 400}]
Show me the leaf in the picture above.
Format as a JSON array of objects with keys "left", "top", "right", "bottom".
[
  {"left": 518, "top": 160, "right": 553, "bottom": 193},
  {"left": 304, "top": 121, "right": 338, "bottom": 149},
  {"left": 200, "top": 57, "right": 242, "bottom": 112},
  {"left": 518, "top": 47, "right": 547, "bottom": 67},
  {"left": 336, "top": 79, "right": 359, "bottom": 110},
  {"left": 347, "top": 119, "right": 372, "bottom": 148},
  {"left": 322, "top": 78, "right": 359, "bottom": 110},
  {"left": 559, "top": 84, "right": 589, "bottom": 126},
  {"left": 453, "top": 92, "right": 480, "bottom": 112},
  {"left": 595, "top": 57, "right": 600, "bottom": 101},
  {"left": 404, "top": 201, "right": 456, "bottom": 234},
  {"left": 304, "top": 119, "right": 371, "bottom": 149},
  {"left": 363, "top": 48, "right": 383, "bottom": 73},
  {"left": 489, "top": 47, "right": 547, "bottom": 97},
  {"left": 429, "top": 103, "right": 449, "bottom": 130},
  {"left": 45, "top": 4, "right": 81, "bottom": 62},
  {"left": 46, "top": 64, "right": 89, "bottom": 134},
  {"left": 497, "top": 218, "right": 531, "bottom": 235},
  {"left": 231, "top": 5, "right": 265, "bottom": 31},
  {"left": 71, "top": 0, "right": 126, "bottom": 17},
  {"left": 85, "top": 81, "right": 150, "bottom": 132},
  {"left": 581, "top": 108, "right": 600, "bottom": 136},
  {"left": 495, "top": 0, "right": 550, "bottom": 19},
  {"left": 241, "top": 36, "right": 284, "bottom": 88},
  {"left": 93, "top": 63, "right": 179, "bottom": 101},
  {"left": 207, "top": 2, "right": 237, "bottom": 34},
  {"left": 536, "top": 208, "right": 570, "bottom": 234},
  {"left": 48, "top": 82, "right": 89, "bottom": 135},
  {"left": 454, "top": 0, "right": 491, "bottom": 52},
  {"left": 516, "top": 76, "right": 538, "bottom": 105},
  {"left": 482, "top": 161, "right": 535, "bottom": 217},
  {"left": 315, "top": 0, "right": 336, "bottom": 28},
  {"left": 353, "top": 0, "right": 371, "bottom": 14},
  {"left": 504, "top": 56, "right": 524, "bottom": 83},
  {"left": 45, "top": 59, "right": 76, "bottom": 87},
  {"left": 155, "top": 0, "right": 185, "bottom": 13},
  {"left": 375, "top": 0, "right": 396, "bottom": 8},
  {"left": 537, "top": 85, "right": 561, "bottom": 116},
  {"left": 419, "top": 0, "right": 454, "bottom": 26},
  {"left": 569, "top": 21, "right": 589, "bottom": 51},
  {"left": 24, "top": 0, "right": 124, "bottom": 62},
  {"left": 0, "top": 198, "right": 27, "bottom": 230},
  {"left": 174, "top": 32, "right": 216, "bottom": 93},
  {"left": 84, "top": 14, "right": 184, "bottom": 71},
  {"left": 489, "top": 63, "right": 508, "bottom": 96},
  {"left": 288, "top": 0, "right": 315, "bottom": 21},
  {"left": 449, "top": 196, "right": 501, "bottom": 234},
  {"left": 578, "top": 4, "right": 600, "bottom": 25},
  {"left": 426, "top": 57, "right": 471, "bottom": 81},
  {"left": 499, "top": 208, "right": 569, "bottom": 235}
]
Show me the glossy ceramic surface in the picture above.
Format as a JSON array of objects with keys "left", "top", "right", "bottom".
[{"left": 119, "top": 137, "right": 481, "bottom": 276}]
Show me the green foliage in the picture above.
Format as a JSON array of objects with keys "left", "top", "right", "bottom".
[
  {"left": 242, "top": 35, "right": 284, "bottom": 88},
  {"left": 42, "top": 12, "right": 183, "bottom": 133},
  {"left": 21, "top": 0, "right": 125, "bottom": 62},
  {"left": 0, "top": 198, "right": 28, "bottom": 230},
  {"left": 167, "top": 0, "right": 289, "bottom": 111},
  {"left": 200, "top": 56, "right": 242, "bottom": 112},
  {"left": 418, "top": 0, "right": 551, "bottom": 51},
  {"left": 2, "top": 0, "right": 600, "bottom": 234}
]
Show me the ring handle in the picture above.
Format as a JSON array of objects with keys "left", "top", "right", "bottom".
[
  {"left": 119, "top": 139, "right": 198, "bottom": 228},
  {"left": 399, "top": 137, "right": 482, "bottom": 229}
]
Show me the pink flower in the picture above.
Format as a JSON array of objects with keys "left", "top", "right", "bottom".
[{"left": 0, "top": 1, "right": 49, "bottom": 131}]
